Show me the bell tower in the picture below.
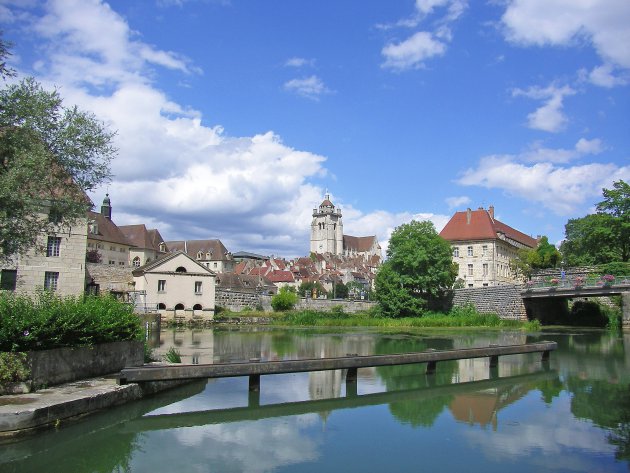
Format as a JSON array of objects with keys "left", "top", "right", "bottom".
[{"left": 310, "top": 193, "right": 343, "bottom": 255}]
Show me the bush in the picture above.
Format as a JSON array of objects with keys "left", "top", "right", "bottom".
[
  {"left": 164, "top": 347, "right": 182, "bottom": 363},
  {"left": 0, "top": 292, "right": 142, "bottom": 352},
  {"left": 271, "top": 287, "right": 298, "bottom": 311},
  {"left": 0, "top": 352, "right": 30, "bottom": 383}
]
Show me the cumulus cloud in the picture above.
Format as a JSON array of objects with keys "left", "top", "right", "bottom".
[
  {"left": 457, "top": 154, "right": 629, "bottom": 215},
  {"left": 501, "top": 0, "right": 630, "bottom": 70},
  {"left": 381, "top": 0, "right": 467, "bottom": 70},
  {"left": 285, "top": 57, "right": 314, "bottom": 68},
  {"left": 587, "top": 63, "right": 629, "bottom": 88},
  {"left": 520, "top": 138, "right": 603, "bottom": 164},
  {"left": 446, "top": 196, "right": 471, "bottom": 209},
  {"left": 512, "top": 84, "right": 576, "bottom": 133},
  {"left": 283, "top": 75, "right": 331, "bottom": 100},
  {"left": 5, "top": 0, "right": 443, "bottom": 258}
]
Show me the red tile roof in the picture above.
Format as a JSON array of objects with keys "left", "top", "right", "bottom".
[
  {"left": 119, "top": 224, "right": 165, "bottom": 251},
  {"left": 439, "top": 208, "right": 537, "bottom": 248},
  {"left": 87, "top": 211, "right": 133, "bottom": 246},
  {"left": 343, "top": 235, "right": 378, "bottom": 252},
  {"left": 267, "top": 270, "right": 295, "bottom": 283}
]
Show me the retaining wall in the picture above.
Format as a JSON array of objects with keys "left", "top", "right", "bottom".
[{"left": 451, "top": 285, "right": 527, "bottom": 320}]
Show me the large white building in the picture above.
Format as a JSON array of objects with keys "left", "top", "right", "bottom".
[{"left": 440, "top": 206, "right": 538, "bottom": 288}]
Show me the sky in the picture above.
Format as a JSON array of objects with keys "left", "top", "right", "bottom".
[{"left": 1, "top": 0, "right": 629, "bottom": 258}]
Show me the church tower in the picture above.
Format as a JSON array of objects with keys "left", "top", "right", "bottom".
[{"left": 310, "top": 193, "right": 344, "bottom": 255}]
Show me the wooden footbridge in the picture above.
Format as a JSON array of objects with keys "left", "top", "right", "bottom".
[{"left": 118, "top": 341, "right": 557, "bottom": 392}]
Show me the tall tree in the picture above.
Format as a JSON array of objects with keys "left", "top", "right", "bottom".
[
  {"left": 596, "top": 180, "right": 629, "bottom": 263},
  {"left": 0, "top": 77, "right": 115, "bottom": 260},
  {"left": 560, "top": 180, "right": 629, "bottom": 265},
  {"left": 375, "top": 220, "right": 457, "bottom": 317}
]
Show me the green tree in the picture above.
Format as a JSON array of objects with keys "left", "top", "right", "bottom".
[
  {"left": 271, "top": 286, "right": 298, "bottom": 311},
  {"left": 298, "top": 281, "right": 326, "bottom": 297},
  {"left": 1, "top": 34, "right": 16, "bottom": 79},
  {"left": 329, "top": 281, "right": 348, "bottom": 299},
  {"left": 375, "top": 220, "right": 457, "bottom": 317},
  {"left": 511, "top": 236, "right": 561, "bottom": 281},
  {"left": 0, "top": 77, "right": 115, "bottom": 260},
  {"left": 561, "top": 180, "right": 629, "bottom": 265},
  {"left": 596, "top": 180, "right": 629, "bottom": 263}
]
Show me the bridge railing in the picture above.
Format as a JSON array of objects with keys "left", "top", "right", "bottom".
[{"left": 525, "top": 275, "right": 630, "bottom": 290}]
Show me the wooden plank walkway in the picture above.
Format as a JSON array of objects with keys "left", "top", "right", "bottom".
[{"left": 119, "top": 341, "right": 557, "bottom": 389}]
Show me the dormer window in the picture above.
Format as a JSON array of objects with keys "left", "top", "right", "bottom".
[
  {"left": 89, "top": 221, "right": 98, "bottom": 235},
  {"left": 176, "top": 266, "right": 187, "bottom": 273},
  {"left": 197, "top": 251, "right": 203, "bottom": 260},
  {"left": 159, "top": 242, "right": 166, "bottom": 252},
  {"left": 206, "top": 252, "right": 212, "bottom": 259}
]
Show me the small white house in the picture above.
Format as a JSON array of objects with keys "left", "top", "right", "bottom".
[{"left": 132, "top": 251, "right": 216, "bottom": 322}]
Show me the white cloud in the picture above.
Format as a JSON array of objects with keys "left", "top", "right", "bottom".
[
  {"left": 588, "top": 63, "right": 629, "bottom": 88},
  {"left": 457, "top": 155, "right": 629, "bottom": 215},
  {"left": 380, "top": 1, "right": 467, "bottom": 70},
  {"left": 382, "top": 31, "right": 447, "bottom": 70},
  {"left": 512, "top": 84, "right": 576, "bottom": 133},
  {"left": 501, "top": 0, "right": 630, "bottom": 70},
  {"left": 283, "top": 75, "right": 331, "bottom": 100},
  {"left": 285, "top": 57, "right": 314, "bottom": 68},
  {"left": 446, "top": 195, "right": 471, "bottom": 209},
  {"left": 521, "top": 138, "right": 603, "bottom": 164},
  {"left": 574, "top": 137, "right": 604, "bottom": 155}
]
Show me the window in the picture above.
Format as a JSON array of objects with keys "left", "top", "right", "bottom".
[
  {"left": 483, "top": 283, "right": 488, "bottom": 287},
  {"left": 175, "top": 266, "right": 187, "bottom": 273},
  {"left": 483, "top": 263, "right": 488, "bottom": 276},
  {"left": 453, "top": 247, "right": 459, "bottom": 257},
  {"left": 197, "top": 251, "right": 203, "bottom": 260},
  {"left": 44, "top": 271, "right": 59, "bottom": 292},
  {"left": 118, "top": 262, "right": 125, "bottom": 266},
  {"left": 46, "top": 236, "right": 61, "bottom": 257},
  {"left": 467, "top": 246, "right": 473, "bottom": 257},
  {"left": 0, "top": 269, "right": 17, "bottom": 291},
  {"left": 213, "top": 262, "right": 218, "bottom": 268},
  {"left": 195, "top": 281, "right": 202, "bottom": 294},
  {"left": 132, "top": 256, "right": 141, "bottom": 268},
  {"left": 110, "top": 245, "right": 116, "bottom": 251},
  {"left": 468, "top": 284, "right": 473, "bottom": 288},
  {"left": 109, "top": 260, "right": 115, "bottom": 265},
  {"left": 158, "top": 280, "right": 166, "bottom": 292},
  {"left": 467, "top": 264, "right": 473, "bottom": 276},
  {"left": 157, "top": 303, "right": 166, "bottom": 310},
  {"left": 482, "top": 245, "right": 488, "bottom": 256}
]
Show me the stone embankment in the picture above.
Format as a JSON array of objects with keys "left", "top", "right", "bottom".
[{"left": 451, "top": 285, "right": 527, "bottom": 320}]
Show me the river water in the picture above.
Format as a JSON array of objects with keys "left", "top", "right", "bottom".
[{"left": 2, "top": 326, "right": 630, "bottom": 472}]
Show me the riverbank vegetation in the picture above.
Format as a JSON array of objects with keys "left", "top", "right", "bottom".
[
  {"left": 0, "top": 292, "right": 141, "bottom": 352},
  {"left": 216, "top": 304, "right": 541, "bottom": 330}
]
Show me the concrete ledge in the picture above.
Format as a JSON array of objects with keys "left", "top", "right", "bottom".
[{"left": 0, "top": 376, "right": 194, "bottom": 438}]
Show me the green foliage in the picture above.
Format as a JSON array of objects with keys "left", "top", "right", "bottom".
[
  {"left": 561, "top": 180, "right": 629, "bottom": 265},
  {"left": 598, "top": 261, "right": 630, "bottom": 277},
  {"left": 510, "top": 236, "right": 561, "bottom": 281},
  {"left": 271, "top": 286, "right": 298, "bottom": 311},
  {"left": 568, "top": 300, "right": 611, "bottom": 328},
  {"left": 164, "top": 347, "right": 182, "bottom": 363},
  {"left": 0, "top": 292, "right": 141, "bottom": 352},
  {"left": 375, "top": 220, "right": 457, "bottom": 317},
  {"left": 298, "top": 281, "right": 326, "bottom": 297},
  {"left": 0, "top": 76, "right": 115, "bottom": 260},
  {"left": 329, "top": 281, "right": 349, "bottom": 299},
  {"left": 0, "top": 352, "right": 30, "bottom": 383},
  {"left": 143, "top": 342, "right": 156, "bottom": 363}
]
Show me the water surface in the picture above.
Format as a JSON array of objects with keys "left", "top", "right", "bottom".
[{"left": 3, "top": 327, "right": 629, "bottom": 473}]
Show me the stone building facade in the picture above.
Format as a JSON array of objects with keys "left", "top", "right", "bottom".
[
  {"left": 440, "top": 206, "right": 538, "bottom": 288},
  {"left": 1, "top": 213, "right": 88, "bottom": 297}
]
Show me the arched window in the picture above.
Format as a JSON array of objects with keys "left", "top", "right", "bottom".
[
  {"left": 193, "top": 304, "right": 202, "bottom": 310},
  {"left": 197, "top": 251, "right": 203, "bottom": 260},
  {"left": 132, "top": 256, "right": 141, "bottom": 268},
  {"left": 176, "top": 266, "right": 187, "bottom": 273},
  {"left": 174, "top": 303, "right": 185, "bottom": 310},
  {"left": 157, "top": 303, "right": 166, "bottom": 310},
  {"left": 206, "top": 252, "right": 212, "bottom": 259}
]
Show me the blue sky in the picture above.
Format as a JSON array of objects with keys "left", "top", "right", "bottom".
[{"left": 1, "top": 0, "right": 629, "bottom": 257}]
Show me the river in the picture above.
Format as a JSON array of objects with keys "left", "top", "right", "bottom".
[{"left": 2, "top": 326, "right": 629, "bottom": 472}]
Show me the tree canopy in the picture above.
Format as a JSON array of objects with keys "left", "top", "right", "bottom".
[
  {"left": 375, "top": 220, "right": 457, "bottom": 317},
  {"left": 560, "top": 180, "right": 629, "bottom": 265},
  {"left": 0, "top": 64, "right": 115, "bottom": 260},
  {"left": 510, "top": 236, "right": 561, "bottom": 281}
]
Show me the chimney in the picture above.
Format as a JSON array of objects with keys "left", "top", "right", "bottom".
[
  {"left": 466, "top": 208, "right": 472, "bottom": 225},
  {"left": 488, "top": 205, "right": 495, "bottom": 220}
]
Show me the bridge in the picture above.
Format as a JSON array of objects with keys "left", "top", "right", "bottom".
[
  {"left": 520, "top": 276, "right": 630, "bottom": 323},
  {"left": 118, "top": 341, "right": 557, "bottom": 396}
]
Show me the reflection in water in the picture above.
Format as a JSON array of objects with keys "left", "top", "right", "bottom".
[{"left": 3, "top": 327, "right": 630, "bottom": 472}]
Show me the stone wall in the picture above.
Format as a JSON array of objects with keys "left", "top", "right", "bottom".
[
  {"left": 216, "top": 289, "right": 377, "bottom": 314},
  {"left": 86, "top": 263, "right": 134, "bottom": 294},
  {"left": 451, "top": 284, "right": 527, "bottom": 320}
]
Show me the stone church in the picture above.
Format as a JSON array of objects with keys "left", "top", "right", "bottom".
[{"left": 310, "top": 194, "right": 381, "bottom": 262}]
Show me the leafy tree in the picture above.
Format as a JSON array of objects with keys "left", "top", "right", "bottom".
[
  {"left": 0, "top": 77, "right": 115, "bottom": 260},
  {"left": 1, "top": 34, "right": 16, "bottom": 79},
  {"left": 596, "top": 180, "right": 629, "bottom": 263},
  {"left": 271, "top": 286, "right": 298, "bottom": 311},
  {"left": 298, "top": 281, "right": 327, "bottom": 297},
  {"left": 510, "top": 236, "right": 561, "bottom": 281},
  {"left": 328, "top": 281, "right": 348, "bottom": 299},
  {"left": 375, "top": 220, "right": 457, "bottom": 317}
]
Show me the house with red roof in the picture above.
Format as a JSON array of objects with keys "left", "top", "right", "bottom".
[{"left": 440, "top": 206, "right": 538, "bottom": 288}]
